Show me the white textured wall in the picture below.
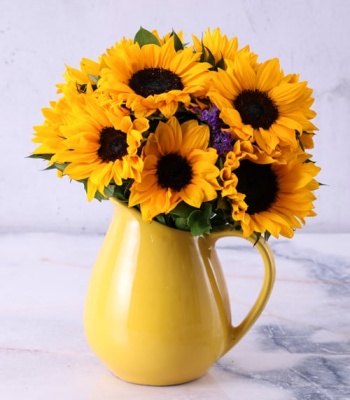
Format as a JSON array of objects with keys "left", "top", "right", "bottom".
[{"left": 1, "top": 0, "right": 349, "bottom": 233}]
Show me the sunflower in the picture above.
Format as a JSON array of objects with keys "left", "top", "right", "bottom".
[
  {"left": 32, "top": 58, "right": 105, "bottom": 165},
  {"left": 97, "top": 36, "right": 212, "bottom": 118},
  {"left": 128, "top": 117, "right": 220, "bottom": 221},
  {"left": 208, "top": 52, "right": 318, "bottom": 154},
  {"left": 192, "top": 28, "right": 239, "bottom": 64},
  {"left": 220, "top": 142, "right": 320, "bottom": 238},
  {"left": 32, "top": 95, "right": 76, "bottom": 162},
  {"left": 192, "top": 27, "right": 255, "bottom": 68},
  {"left": 52, "top": 97, "right": 148, "bottom": 200},
  {"left": 56, "top": 57, "right": 102, "bottom": 99}
]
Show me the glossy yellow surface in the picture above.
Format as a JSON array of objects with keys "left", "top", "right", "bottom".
[{"left": 84, "top": 200, "right": 275, "bottom": 386}]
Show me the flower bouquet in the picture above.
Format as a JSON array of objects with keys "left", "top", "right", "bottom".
[
  {"left": 31, "top": 27, "right": 321, "bottom": 240},
  {"left": 30, "top": 28, "right": 321, "bottom": 384}
]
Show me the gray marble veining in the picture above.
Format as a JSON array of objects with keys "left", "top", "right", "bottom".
[{"left": 0, "top": 232, "right": 349, "bottom": 399}]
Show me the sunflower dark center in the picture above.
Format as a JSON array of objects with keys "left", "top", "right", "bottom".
[
  {"left": 235, "top": 160, "right": 279, "bottom": 214},
  {"left": 98, "top": 127, "right": 128, "bottom": 162},
  {"left": 157, "top": 153, "right": 193, "bottom": 191},
  {"left": 129, "top": 68, "right": 184, "bottom": 97},
  {"left": 233, "top": 89, "right": 279, "bottom": 129}
]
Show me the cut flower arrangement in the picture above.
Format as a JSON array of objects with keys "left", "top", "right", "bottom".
[{"left": 31, "top": 27, "right": 321, "bottom": 239}]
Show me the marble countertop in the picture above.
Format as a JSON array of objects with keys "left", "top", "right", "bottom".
[{"left": 1, "top": 232, "right": 349, "bottom": 400}]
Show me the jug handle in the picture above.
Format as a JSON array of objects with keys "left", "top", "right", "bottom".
[{"left": 208, "top": 229, "right": 276, "bottom": 353}]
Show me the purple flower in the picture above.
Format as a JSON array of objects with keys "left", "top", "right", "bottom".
[
  {"left": 198, "top": 106, "right": 221, "bottom": 133},
  {"left": 212, "top": 131, "right": 233, "bottom": 155},
  {"left": 195, "top": 105, "right": 233, "bottom": 155}
]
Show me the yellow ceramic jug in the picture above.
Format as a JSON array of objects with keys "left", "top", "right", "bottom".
[{"left": 84, "top": 199, "right": 275, "bottom": 386}]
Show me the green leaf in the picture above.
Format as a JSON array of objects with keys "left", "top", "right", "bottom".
[
  {"left": 88, "top": 74, "right": 99, "bottom": 84},
  {"left": 27, "top": 153, "right": 53, "bottom": 161},
  {"left": 52, "top": 162, "right": 67, "bottom": 172},
  {"left": 171, "top": 202, "right": 196, "bottom": 218},
  {"left": 201, "top": 44, "right": 216, "bottom": 67},
  {"left": 215, "top": 55, "right": 225, "bottom": 71},
  {"left": 170, "top": 30, "right": 184, "bottom": 51},
  {"left": 174, "top": 217, "right": 189, "bottom": 231},
  {"left": 155, "top": 214, "right": 166, "bottom": 225},
  {"left": 216, "top": 155, "right": 224, "bottom": 170},
  {"left": 253, "top": 233, "right": 262, "bottom": 246},
  {"left": 43, "top": 164, "right": 57, "bottom": 171},
  {"left": 263, "top": 231, "right": 271, "bottom": 242},
  {"left": 94, "top": 191, "right": 106, "bottom": 202},
  {"left": 297, "top": 131, "right": 305, "bottom": 151},
  {"left": 103, "top": 181, "right": 132, "bottom": 202},
  {"left": 188, "top": 203, "right": 213, "bottom": 236},
  {"left": 103, "top": 184, "right": 116, "bottom": 198},
  {"left": 134, "top": 27, "right": 160, "bottom": 47}
]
